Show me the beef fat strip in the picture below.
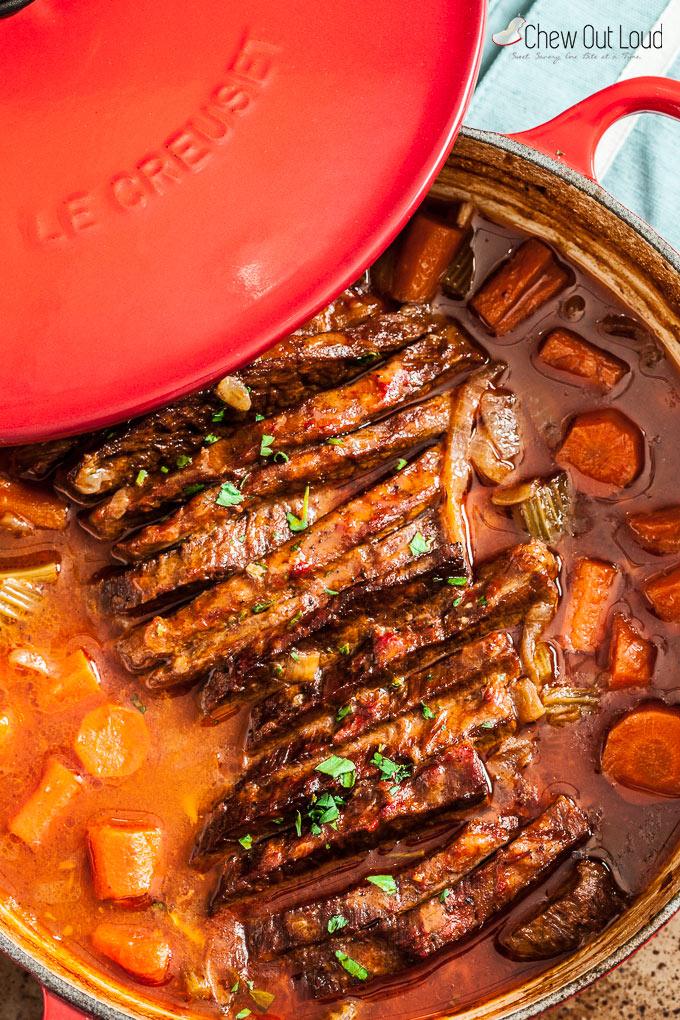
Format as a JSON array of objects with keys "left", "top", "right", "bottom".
[
  {"left": 296, "top": 795, "right": 589, "bottom": 996},
  {"left": 87, "top": 321, "right": 484, "bottom": 535},
  {"left": 246, "top": 816, "right": 519, "bottom": 958}
]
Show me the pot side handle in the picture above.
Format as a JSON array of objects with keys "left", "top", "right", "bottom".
[
  {"left": 507, "top": 76, "right": 680, "bottom": 182},
  {"left": 43, "top": 989, "right": 89, "bottom": 1020}
]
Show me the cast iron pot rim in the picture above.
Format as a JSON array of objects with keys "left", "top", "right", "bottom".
[{"left": 4, "top": 125, "right": 680, "bottom": 1020}]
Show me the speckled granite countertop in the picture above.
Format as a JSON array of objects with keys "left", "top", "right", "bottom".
[{"left": 4, "top": 912, "right": 679, "bottom": 1019}]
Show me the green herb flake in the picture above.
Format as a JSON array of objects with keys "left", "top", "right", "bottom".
[
  {"left": 235, "top": 1011, "right": 251, "bottom": 1020},
  {"left": 212, "top": 408, "right": 226, "bottom": 422},
  {"left": 334, "top": 950, "right": 368, "bottom": 981},
  {"left": 216, "top": 481, "right": 245, "bottom": 508},
  {"left": 290, "top": 651, "right": 301, "bottom": 663},
  {"left": 338, "top": 643, "right": 350, "bottom": 655},
  {"left": 288, "top": 610, "right": 303, "bottom": 627},
  {"left": 409, "top": 531, "right": 432, "bottom": 557},
  {"left": 231, "top": 979, "right": 240, "bottom": 992},
  {"left": 328, "top": 915, "right": 348, "bottom": 933},
  {"left": 260, "top": 434, "right": 275, "bottom": 457},
  {"left": 440, "top": 888, "right": 450, "bottom": 903},
  {"left": 315, "top": 755, "right": 356, "bottom": 781},
  {"left": 295, "top": 810, "right": 302, "bottom": 837},
  {"left": 324, "top": 588, "right": 339, "bottom": 596},
  {"left": 477, "top": 594, "right": 488, "bottom": 606},
  {"left": 392, "top": 678, "right": 405, "bottom": 688},
  {"left": 238, "top": 834, "right": 253, "bottom": 850},
  {"left": 176, "top": 454, "right": 192, "bottom": 468},
  {"left": 447, "top": 576, "right": 467, "bottom": 587},
  {"left": 396, "top": 458, "right": 408, "bottom": 471},
  {"left": 203, "top": 433, "right": 219, "bottom": 445},
  {"left": 249, "top": 988, "right": 275, "bottom": 1011},
  {"left": 130, "top": 692, "right": 147, "bottom": 715},
  {"left": 135, "top": 469, "right": 148, "bottom": 486},
  {"left": 252, "top": 602, "right": 272, "bottom": 615},
  {"left": 286, "top": 484, "right": 310, "bottom": 532},
  {"left": 371, "top": 751, "right": 411, "bottom": 787},
  {"left": 480, "top": 720, "right": 495, "bottom": 729},
  {"left": 326, "top": 437, "right": 344, "bottom": 446},
  {"left": 160, "top": 465, "right": 169, "bottom": 474},
  {"left": 336, "top": 704, "right": 352, "bottom": 722},
  {"left": 366, "top": 874, "right": 397, "bottom": 894},
  {"left": 255, "top": 413, "right": 265, "bottom": 422},
  {"left": 274, "top": 451, "right": 289, "bottom": 463},
  {"left": 421, "top": 702, "right": 435, "bottom": 720},
  {"left": 184, "top": 483, "right": 205, "bottom": 497}
]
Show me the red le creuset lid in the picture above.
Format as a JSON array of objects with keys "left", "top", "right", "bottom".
[{"left": 0, "top": 0, "right": 485, "bottom": 443}]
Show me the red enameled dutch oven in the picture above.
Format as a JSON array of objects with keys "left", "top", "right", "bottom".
[{"left": 4, "top": 1, "right": 680, "bottom": 1019}]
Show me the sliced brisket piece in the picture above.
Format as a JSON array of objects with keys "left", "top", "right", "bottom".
[
  {"left": 87, "top": 323, "right": 484, "bottom": 535},
  {"left": 118, "top": 447, "right": 443, "bottom": 681},
  {"left": 200, "top": 669, "right": 517, "bottom": 844},
  {"left": 100, "top": 469, "right": 379, "bottom": 614},
  {"left": 7, "top": 437, "right": 81, "bottom": 480},
  {"left": 246, "top": 816, "right": 519, "bottom": 958},
  {"left": 296, "top": 795, "right": 589, "bottom": 995},
  {"left": 207, "top": 745, "right": 491, "bottom": 900},
  {"left": 116, "top": 392, "right": 453, "bottom": 561},
  {"left": 249, "top": 541, "right": 557, "bottom": 745},
  {"left": 246, "top": 630, "right": 520, "bottom": 779},
  {"left": 498, "top": 858, "right": 625, "bottom": 960}
]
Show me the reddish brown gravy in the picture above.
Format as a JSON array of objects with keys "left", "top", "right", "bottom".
[{"left": 1, "top": 213, "right": 680, "bottom": 1019}]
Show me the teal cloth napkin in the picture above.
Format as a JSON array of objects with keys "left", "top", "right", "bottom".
[{"left": 467, "top": 0, "right": 680, "bottom": 251}]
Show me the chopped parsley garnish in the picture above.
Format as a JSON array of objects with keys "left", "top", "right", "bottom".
[
  {"left": 452, "top": 596, "right": 463, "bottom": 607},
  {"left": 274, "top": 451, "right": 289, "bottom": 463},
  {"left": 216, "top": 481, "right": 244, "bottom": 507},
  {"left": 260, "top": 434, "right": 275, "bottom": 457},
  {"left": 135, "top": 469, "right": 148, "bottom": 486},
  {"left": 335, "top": 950, "right": 368, "bottom": 981},
  {"left": 176, "top": 454, "right": 192, "bottom": 468},
  {"left": 338, "top": 643, "right": 350, "bottom": 655},
  {"left": 324, "top": 588, "right": 339, "bottom": 596},
  {"left": 255, "top": 413, "right": 265, "bottom": 422},
  {"left": 231, "top": 979, "right": 240, "bottom": 992},
  {"left": 392, "top": 678, "right": 405, "bottom": 688},
  {"left": 212, "top": 408, "right": 226, "bottom": 422},
  {"left": 396, "top": 458, "right": 408, "bottom": 471},
  {"left": 235, "top": 1011, "right": 251, "bottom": 1020},
  {"left": 440, "top": 888, "right": 450, "bottom": 903},
  {"left": 326, "top": 437, "right": 344, "bottom": 446},
  {"left": 184, "top": 483, "right": 205, "bottom": 497},
  {"left": 252, "top": 602, "right": 272, "bottom": 615},
  {"left": 366, "top": 874, "right": 397, "bottom": 894},
  {"left": 371, "top": 751, "right": 411, "bottom": 789},
  {"left": 273, "top": 817, "right": 283, "bottom": 824},
  {"left": 336, "top": 704, "right": 352, "bottom": 722},
  {"left": 130, "top": 692, "right": 146, "bottom": 715},
  {"left": 328, "top": 915, "right": 348, "bottom": 933},
  {"left": 309, "top": 790, "right": 344, "bottom": 825},
  {"left": 409, "top": 531, "right": 432, "bottom": 556},
  {"left": 315, "top": 755, "right": 356, "bottom": 788},
  {"left": 447, "top": 576, "right": 467, "bottom": 587},
  {"left": 478, "top": 594, "right": 488, "bottom": 606},
  {"left": 421, "top": 702, "right": 435, "bottom": 720},
  {"left": 203, "top": 433, "right": 219, "bottom": 445},
  {"left": 290, "top": 651, "right": 301, "bottom": 663},
  {"left": 160, "top": 465, "right": 169, "bottom": 473},
  {"left": 479, "top": 720, "right": 495, "bottom": 729},
  {"left": 238, "top": 834, "right": 252, "bottom": 850},
  {"left": 288, "top": 610, "right": 303, "bottom": 627},
  {"left": 295, "top": 810, "right": 302, "bottom": 837},
  {"left": 286, "top": 485, "right": 310, "bottom": 532}
]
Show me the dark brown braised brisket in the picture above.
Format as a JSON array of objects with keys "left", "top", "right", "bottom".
[
  {"left": 247, "top": 540, "right": 557, "bottom": 746},
  {"left": 498, "top": 858, "right": 625, "bottom": 960},
  {"left": 246, "top": 815, "right": 519, "bottom": 958},
  {"left": 295, "top": 796, "right": 589, "bottom": 996},
  {"left": 115, "top": 392, "right": 453, "bottom": 562},
  {"left": 118, "top": 446, "right": 445, "bottom": 683},
  {"left": 198, "top": 668, "right": 517, "bottom": 847},
  {"left": 207, "top": 745, "right": 491, "bottom": 902},
  {"left": 86, "top": 322, "right": 483, "bottom": 536}
]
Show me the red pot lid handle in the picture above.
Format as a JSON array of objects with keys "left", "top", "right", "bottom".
[{"left": 0, "top": 0, "right": 484, "bottom": 443}]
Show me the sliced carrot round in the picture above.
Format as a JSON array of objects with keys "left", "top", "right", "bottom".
[
  {"left": 74, "top": 703, "right": 150, "bottom": 779},
  {"left": 602, "top": 704, "right": 680, "bottom": 797},
  {"left": 92, "top": 923, "right": 171, "bottom": 985}
]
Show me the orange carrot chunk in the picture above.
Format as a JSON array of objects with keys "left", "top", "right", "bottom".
[
  {"left": 88, "top": 817, "right": 162, "bottom": 901},
  {"left": 608, "top": 614, "right": 655, "bottom": 688},
  {"left": 629, "top": 505, "right": 680, "bottom": 556},
  {"left": 74, "top": 703, "right": 151, "bottom": 779},
  {"left": 566, "top": 558, "right": 618, "bottom": 653},
  {"left": 9, "top": 758, "right": 81, "bottom": 849},
  {"left": 0, "top": 474, "right": 68, "bottom": 531},
  {"left": 538, "top": 329, "right": 628, "bottom": 392},
  {"left": 469, "top": 239, "right": 569, "bottom": 336},
  {"left": 52, "top": 650, "right": 101, "bottom": 705},
  {"left": 391, "top": 212, "right": 467, "bottom": 302},
  {"left": 644, "top": 563, "right": 680, "bottom": 622},
  {"left": 602, "top": 704, "right": 680, "bottom": 797},
  {"left": 91, "top": 923, "right": 171, "bottom": 985},
  {"left": 558, "top": 409, "right": 644, "bottom": 490}
]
